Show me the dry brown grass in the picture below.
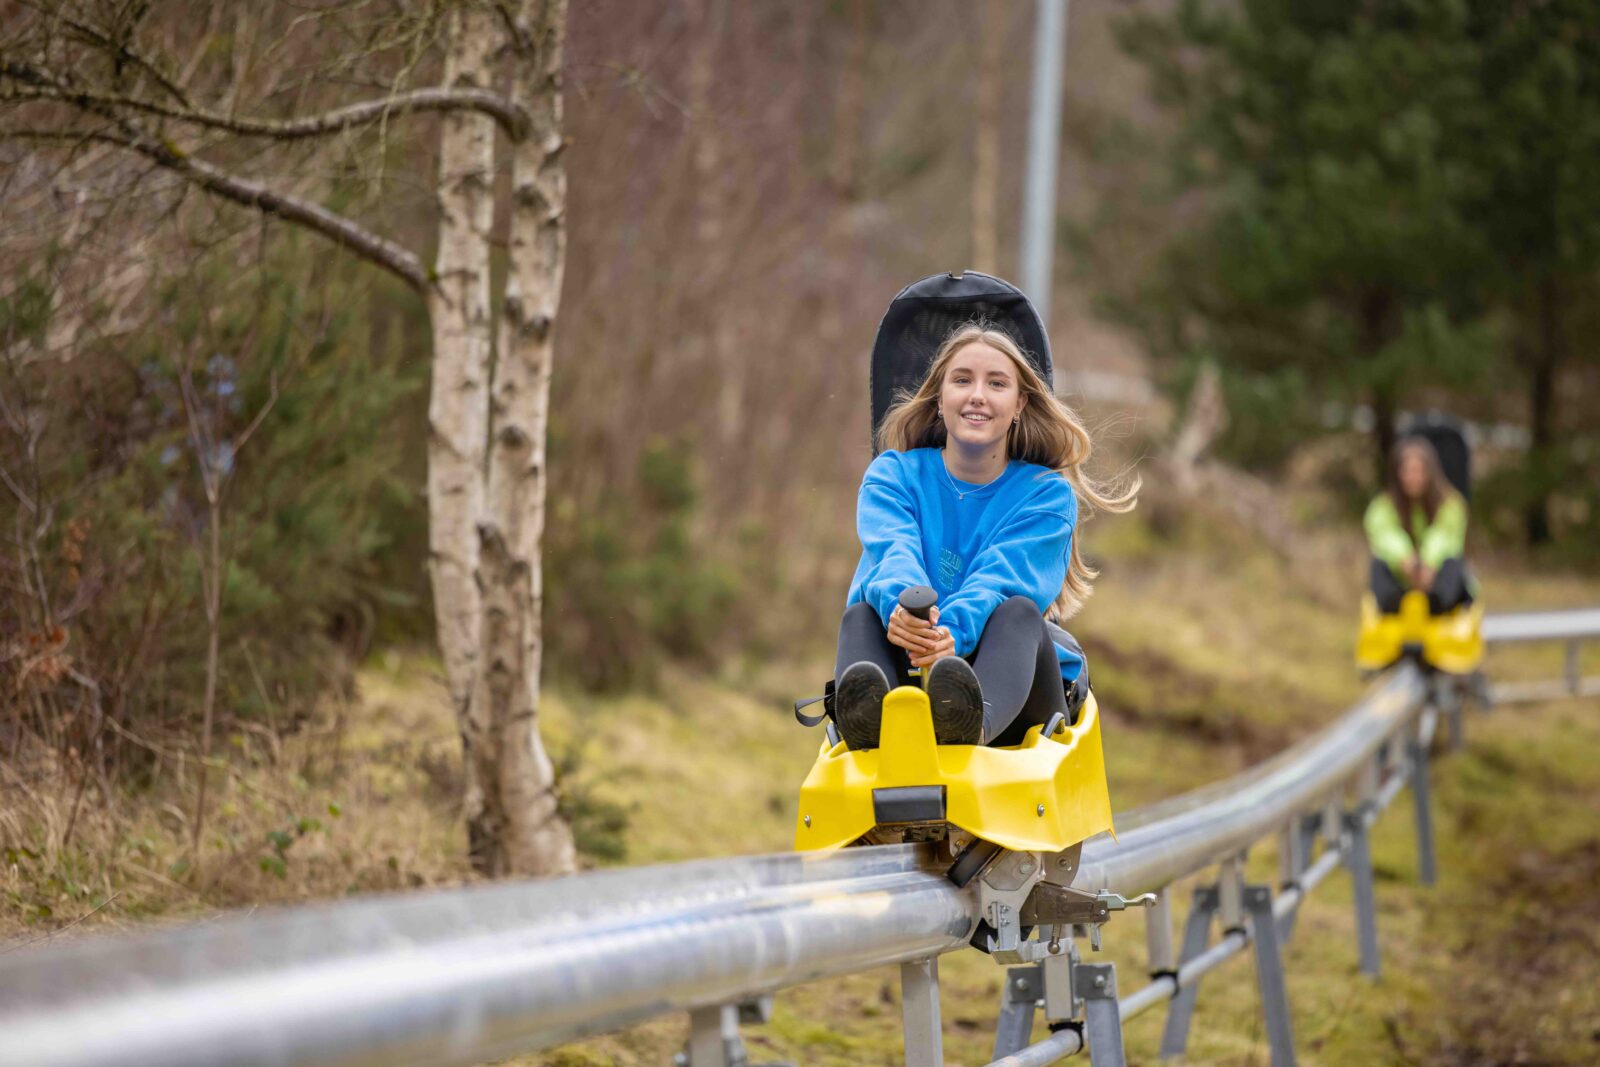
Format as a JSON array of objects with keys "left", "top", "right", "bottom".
[{"left": 2, "top": 652, "right": 473, "bottom": 945}]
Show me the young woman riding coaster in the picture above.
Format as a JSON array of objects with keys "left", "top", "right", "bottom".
[
  {"left": 1365, "top": 435, "right": 1473, "bottom": 617},
  {"left": 834, "top": 322, "right": 1137, "bottom": 753}
]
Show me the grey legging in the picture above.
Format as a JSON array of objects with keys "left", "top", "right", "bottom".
[{"left": 835, "top": 596, "right": 1068, "bottom": 747}]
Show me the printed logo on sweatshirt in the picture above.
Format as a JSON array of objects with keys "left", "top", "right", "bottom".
[{"left": 937, "top": 548, "right": 963, "bottom": 592}]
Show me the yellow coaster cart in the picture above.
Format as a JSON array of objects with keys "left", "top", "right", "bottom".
[
  {"left": 1356, "top": 589, "right": 1484, "bottom": 675},
  {"left": 791, "top": 272, "right": 1150, "bottom": 957}
]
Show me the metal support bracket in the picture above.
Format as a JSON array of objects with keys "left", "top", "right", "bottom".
[
  {"left": 1077, "top": 962, "right": 1127, "bottom": 1067},
  {"left": 978, "top": 850, "right": 1046, "bottom": 960},
  {"left": 1342, "top": 810, "right": 1382, "bottom": 978},
  {"left": 1244, "top": 884, "right": 1298, "bottom": 1067},
  {"left": 991, "top": 963, "right": 1043, "bottom": 1060},
  {"left": 1159, "top": 885, "right": 1219, "bottom": 1059}
]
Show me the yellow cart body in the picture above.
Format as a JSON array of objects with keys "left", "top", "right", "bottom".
[
  {"left": 1356, "top": 589, "right": 1484, "bottom": 675},
  {"left": 794, "top": 684, "right": 1114, "bottom": 853}
]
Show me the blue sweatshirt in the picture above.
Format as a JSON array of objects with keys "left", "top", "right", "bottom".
[{"left": 845, "top": 447, "right": 1082, "bottom": 681}]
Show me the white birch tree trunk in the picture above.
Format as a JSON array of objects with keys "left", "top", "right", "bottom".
[
  {"left": 467, "top": 0, "right": 576, "bottom": 877},
  {"left": 427, "top": 4, "right": 496, "bottom": 735}
]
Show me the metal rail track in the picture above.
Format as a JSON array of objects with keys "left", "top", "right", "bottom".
[
  {"left": 1483, "top": 607, "right": 1600, "bottom": 703},
  {"left": 0, "top": 610, "right": 1591, "bottom": 1067}
]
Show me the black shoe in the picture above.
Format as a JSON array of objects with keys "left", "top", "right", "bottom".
[
  {"left": 835, "top": 661, "right": 890, "bottom": 750},
  {"left": 927, "top": 657, "right": 984, "bottom": 745}
]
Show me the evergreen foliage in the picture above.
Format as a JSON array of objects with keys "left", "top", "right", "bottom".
[
  {"left": 1, "top": 233, "right": 424, "bottom": 768},
  {"left": 1117, "top": 0, "right": 1494, "bottom": 462},
  {"left": 1114, "top": 0, "right": 1600, "bottom": 547},
  {"left": 545, "top": 438, "right": 743, "bottom": 691}
]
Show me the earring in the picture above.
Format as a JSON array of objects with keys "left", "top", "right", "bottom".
[{"left": 1013, "top": 414, "right": 1020, "bottom": 425}]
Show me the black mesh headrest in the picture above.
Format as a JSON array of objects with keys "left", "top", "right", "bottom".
[
  {"left": 1399, "top": 412, "right": 1472, "bottom": 501},
  {"left": 869, "top": 271, "right": 1052, "bottom": 450}
]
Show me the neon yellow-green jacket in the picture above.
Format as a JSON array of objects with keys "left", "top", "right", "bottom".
[{"left": 1364, "top": 492, "right": 1467, "bottom": 574}]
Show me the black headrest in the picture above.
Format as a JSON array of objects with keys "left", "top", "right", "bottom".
[{"left": 869, "top": 271, "right": 1052, "bottom": 450}]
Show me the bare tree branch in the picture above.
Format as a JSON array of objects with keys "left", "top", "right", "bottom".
[
  {"left": 48, "top": 11, "right": 196, "bottom": 108},
  {"left": 2, "top": 125, "right": 430, "bottom": 293},
  {"left": 1, "top": 63, "right": 529, "bottom": 139}
]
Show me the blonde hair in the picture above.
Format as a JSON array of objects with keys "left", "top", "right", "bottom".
[{"left": 876, "top": 323, "right": 1139, "bottom": 619}]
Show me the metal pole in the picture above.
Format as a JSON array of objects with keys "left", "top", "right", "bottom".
[
  {"left": 900, "top": 957, "right": 944, "bottom": 1067},
  {"left": 1278, "top": 814, "right": 1320, "bottom": 942},
  {"left": 1019, "top": 0, "right": 1069, "bottom": 330},
  {"left": 1243, "top": 886, "right": 1297, "bottom": 1067},
  {"left": 1343, "top": 811, "right": 1382, "bottom": 978},
  {"left": 1145, "top": 889, "right": 1176, "bottom": 975},
  {"left": 1159, "top": 885, "right": 1218, "bottom": 1059},
  {"left": 1438, "top": 679, "right": 1466, "bottom": 751},
  {"left": 1408, "top": 737, "right": 1437, "bottom": 887},
  {"left": 685, "top": 1005, "right": 743, "bottom": 1067},
  {"left": 1218, "top": 855, "right": 1246, "bottom": 932}
]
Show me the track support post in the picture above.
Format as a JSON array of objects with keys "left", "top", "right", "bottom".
[
  {"left": 1077, "top": 961, "right": 1127, "bottom": 1067},
  {"left": 1146, "top": 888, "right": 1175, "bottom": 974},
  {"left": 682, "top": 1003, "right": 748, "bottom": 1067},
  {"left": 1438, "top": 676, "right": 1466, "bottom": 750},
  {"left": 1159, "top": 884, "right": 1219, "bottom": 1059},
  {"left": 1343, "top": 811, "right": 1382, "bottom": 978},
  {"left": 900, "top": 957, "right": 943, "bottom": 1067},
  {"left": 1275, "top": 816, "right": 1312, "bottom": 942},
  {"left": 1408, "top": 734, "right": 1437, "bottom": 887},
  {"left": 1244, "top": 884, "right": 1298, "bottom": 1067},
  {"left": 991, "top": 963, "right": 1041, "bottom": 1059}
]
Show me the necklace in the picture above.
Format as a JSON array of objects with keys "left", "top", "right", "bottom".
[{"left": 941, "top": 456, "right": 1005, "bottom": 501}]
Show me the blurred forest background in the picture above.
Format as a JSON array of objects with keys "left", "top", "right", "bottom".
[
  {"left": 4, "top": 0, "right": 1598, "bottom": 851},
  {"left": 3, "top": 2, "right": 1600, "bottom": 1060}
]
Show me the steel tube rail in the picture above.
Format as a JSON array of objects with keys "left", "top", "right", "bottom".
[
  {"left": 1482, "top": 608, "right": 1600, "bottom": 643},
  {"left": 989, "top": 1021, "right": 1084, "bottom": 1065},
  {"left": 990, "top": 764, "right": 1393, "bottom": 1067},
  {"left": 0, "top": 847, "right": 973, "bottom": 1067},
  {"left": 1074, "top": 665, "right": 1428, "bottom": 897},
  {"left": 1484, "top": 608, "right": 1598, "bottom": 703}
]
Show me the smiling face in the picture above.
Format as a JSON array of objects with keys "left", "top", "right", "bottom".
[{"left": 938, "top": 341, "right": 1028, "bottom": 451}]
